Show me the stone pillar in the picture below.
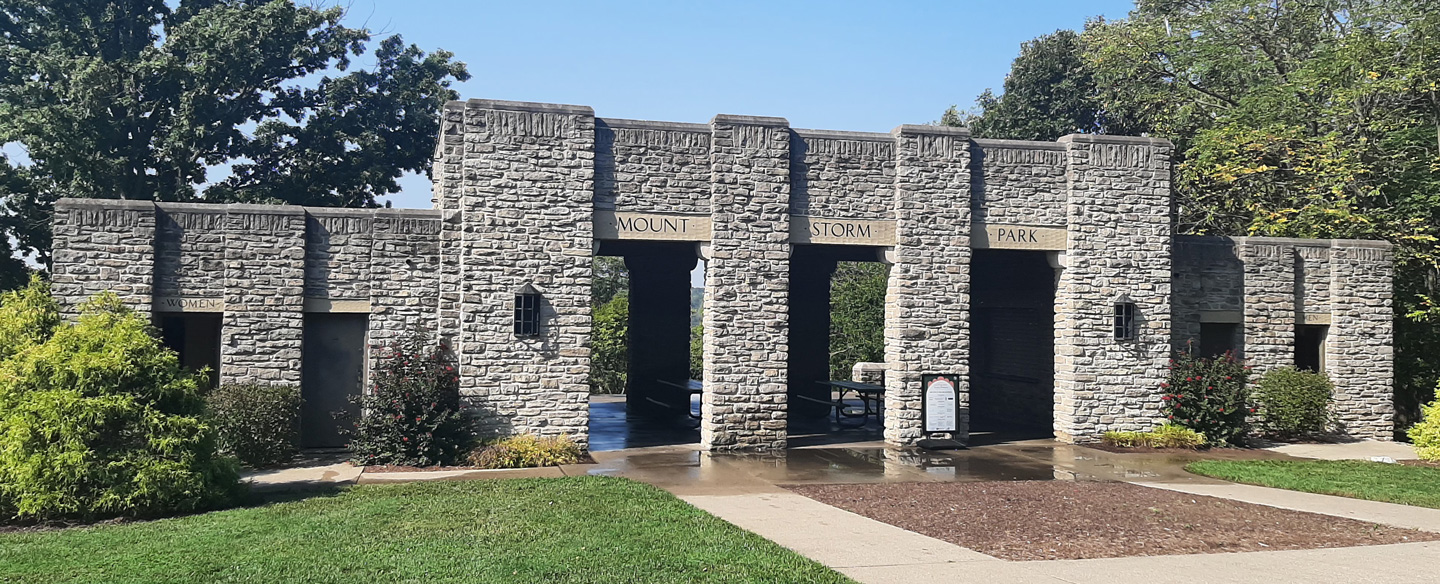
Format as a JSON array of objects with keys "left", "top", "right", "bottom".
[
  {"left": 222, "top": 205, "right": 306, "bottom": 383},
  {"left": 1328, "top": 241, "right": 1395, "bottom": 439},
  {"left": 449, "top": 99, "right": 595, "bottom": 445},
  {"left": 50, "top": 199, "right": 156, "bottom": 315},
  {"left": 369, "top": 209, "right": 443, "bottom": 353},
  {"left": 1238, "top": 239, "right": 1296, "bottom": 377},
  {"left": 788, "top": 246, "right": 836, "bottom": 420},
  {"left": 624, "top": 246, "right": 697, "bottom": 418},
  {"left": 884, "top": 124, "right": 973, "bottom": 446},
  {"left": 702, "top": 114, "right": 791, "bottom": 451},
  {"left": 1053, "top": 135, "right": 1173, "bottom": 441}
]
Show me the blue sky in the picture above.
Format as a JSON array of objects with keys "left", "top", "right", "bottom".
[{"left": 374, "top": 0, "right": 1137, "bottom": 209}]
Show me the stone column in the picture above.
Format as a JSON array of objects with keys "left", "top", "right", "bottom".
[
  {"left": 450, "top": 99, "right": 595, "bottom": 445},
  {"left": 702, "top": 114, "right": 791, "bottom": 451},
  {"left": 624, "top": 246, "right": 698, "bottom": 418},
  {"left": 50, "top": 199, "right": 157, "bottom": 315},
  {"left": 884, "top": 124, "right": 973, "bottom": 446},
  {"left": 222, "top": 205, "right": 306, "bottom": 384},
  {"left": 1238, "top": 238, "right": 1296, "bottom": 377},
  {"left": 1328, "top": 241, "right": 1395, "bottom": 439},
  {"left": 788, "top": 246, "right": 837, "bottom": 420},
  {"left": 1053, "top": 135, "right": 1173, "bottom": 441}
]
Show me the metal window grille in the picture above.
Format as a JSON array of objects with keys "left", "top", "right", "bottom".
[
  {"left": 514, "top": 292, "right": 541, "bottom": 336},
  {"left": 1114, "top": 302, "right": 1137, "bottom": 341}
]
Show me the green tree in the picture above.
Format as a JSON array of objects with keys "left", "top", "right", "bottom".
[
  {"left": 946, "top": 29, "right": 1137, "bottom": 140},
  {"left": 590, "top": 294, "right": 629, "bottom": 394},
  {"left": 829, "top": 262, "right": 888, "bottom": 380},
  {"left": 0, "top": 0, "right": 469, "bottom": 285},
  {"left": 592, "top": 256, "right": 630, "bottom": 305}
]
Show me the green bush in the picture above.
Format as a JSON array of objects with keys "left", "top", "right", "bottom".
[
  {"left": 0, "top": 281, "right": 241, "bottom": 521},
  {"left": 347, "top": 334, "right": 469, "bottom": 467},
  {"left": 1253, "top": 367, "right": 1333, "bottom": 437},
  {"left": 1102, "top": 424, "right": 1207, "bottom": 449},
  {"left": 1408, "top": 382, "right": 1440, "bottom": 462},
  {"left": 206, "top": 383, "right": 301, "bottom": 468},
  {"left": 1161, "top": 350, "right": 1252, "bottom": 446},
  {"left": 590, "top": 294, "right": 628, "bottom": 394},
  {"left": 467, "top": 434, "right": 582, "bottom": 469}
]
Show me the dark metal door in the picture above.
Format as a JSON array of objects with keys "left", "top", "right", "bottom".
[{"left": 301, "top": 313, "right": 367, "bottom": 448}]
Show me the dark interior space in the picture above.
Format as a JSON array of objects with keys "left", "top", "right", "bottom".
[
  {"left": 969, "top": 250, "right": 1056, "bottom": 438},
  {"left": 155, "top": 313, "right": 222, "bottom": 389},
  {"left": 1296, "top": 324, "right": 1328, "bottom": 372},
  {"left": 1199, "top": 322, "right": 1239, "bottom": 358},
  {"left": 300, "top": 313, "right": 367, "bottom": 448}
]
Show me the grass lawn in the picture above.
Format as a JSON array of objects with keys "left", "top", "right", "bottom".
[
  {"left": 0, "top": 477, "right": 851, "bottom": 584},
  {"left": 1187, "top": 459, "right": 1440, "bottom": 509}
]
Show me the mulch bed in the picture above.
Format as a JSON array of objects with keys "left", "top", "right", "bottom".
[{"left": 788, "top": 480, "right": 1438, "bottom": 560}]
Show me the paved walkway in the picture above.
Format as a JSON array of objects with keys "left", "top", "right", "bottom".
[{"left": 1261, "top": 439, "right": 1417, "bottom": 461}]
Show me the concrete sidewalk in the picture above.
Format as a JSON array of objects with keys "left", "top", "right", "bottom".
[
  {"left": 1137, "top": 480, "right": 1440, "bottom": 533},
  {"left": 1261, "top": 439, "right": 1417, "bottom": 461}
]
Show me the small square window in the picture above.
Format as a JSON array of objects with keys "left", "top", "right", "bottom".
[
  {"left": 514, "top": 288, "right": 542, "bottom": 337},
  {"left": 1114, "top": 302, "right": 1137, "bottom": 341}
]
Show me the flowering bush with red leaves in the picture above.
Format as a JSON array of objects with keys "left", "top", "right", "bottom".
[
  {"left": 1160, "top": 350, "right": 1252, "bottom": 446},
  {"left": 346, "top": 334, "right": 469, "bottom": 466}
]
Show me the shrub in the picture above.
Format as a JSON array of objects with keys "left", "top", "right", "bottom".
[
  {"left": 590, "top": 294, "right": 628, "bottom": 394},
  {"left": 0, "top": 285, "right": 241, "bottom": 521},
  {"left": 347, "top": 334, "right": 468, "bottom": 467},
  {"left": 1101, "top": 424, "right": 1207, "bottom": 449},
  {"left": 207, "top": 383, "right": 302, "bottom": 468},
  {"left": 467, "top": 434, "right": 582, "bottom": 469},
  {"left": 1161, "top": 350, "right": 1252, "bottom": 446},
  {"left": 1408, "top": 382, "right": 1440, "bottom": 462},
  {"left": 1253, "top": 367, "right": 1333, "bottom": 437}
]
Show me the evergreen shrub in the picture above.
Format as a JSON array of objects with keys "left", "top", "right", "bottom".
[
  {"left": 1253, "top": 367, "right": 1333, "bottom": 437},
  {"left": 207, "top": 382, "right": 302, "bottom": 468}
]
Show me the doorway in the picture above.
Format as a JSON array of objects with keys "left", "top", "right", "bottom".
[
  {"left": 301, "top": 313, "right": 367, "bottom": 448},
  {"left": 969, "top": 250, "right": 1056, "bottom": 439},
  {"left": 155, "top": 313, "right": 222, "bottom": 389}
]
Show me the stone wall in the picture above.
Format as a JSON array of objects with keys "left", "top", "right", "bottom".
[
  {"left": 969, "top": 140, "right": 1068, "bottom": 227},
  {"left": 790, "top": 129, "right": 895, "bottom": 220},
  {"left": 440, "top": 99, "right": 595, "bottom": 445},
  {"left": 702, "top": 114, "right": 792, "bottom": 451},
  {"left": 884, "top": 124, "right": 973, "bottom": 445},
  {"left": 1173, "top": 236, "right": 1395, "bottom": 439},
  {"left": 595, "top": 118, "right": 712, "bottom": 214},
  {"left": 1053, "top": 135, "right": 1174, "bottom": 439},
  {"left": 52, "top": 199, "right": 156, "bottom": 313}
]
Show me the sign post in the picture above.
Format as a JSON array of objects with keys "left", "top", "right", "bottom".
[{"left": 919, "top": 374, "right": 964, "bottom": 450}]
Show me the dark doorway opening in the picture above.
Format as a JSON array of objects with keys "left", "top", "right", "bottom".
[
  {"left": 155, "top": 313, "right": 222, "bottom": 389},
  {"left": 588, "top": 241, "right": 700, "bottom": 451},
  {"left": 788, "top": 244, "right": 888, "bottom": 446},
  {"left": 1296, "top": 324, "right": 1328, "bottom": 372},
  {"left": 969, "top": 250, "right": 1056, "bottom": 440},
  {"left": 301, "top": 313, "right": 367, "bottom": 448}
]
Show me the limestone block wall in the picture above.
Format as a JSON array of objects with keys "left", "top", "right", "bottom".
[
  {"left": 595, "top": 118, "right": 712, "bottom": 213},
  {"left": 52, "top": 199, "right": 156, "bottom": 313},
  {"left": 789, "top": 129, "right": 895, "bottom": 220},
  {"left": 702, "top": 114, "right": 792, "bottom": 451},
  {"left": 304, "top": 209, "right": 373, "bottom": 301},
  {"left": 884, "top": 124, "right": 973, "bottom": 445},
  {"left": 155, "top": 203, "right": 226, "bottom": 300},
  {"left": 222, "top": 205, "right": 306, "bottom": 384},
  {"left": 441, "top": 99, "right": 595, "bottom": 445},
  {"left": 1171, "top": 237, "right": 1245, "bottom": 349},
  {"left": 369, "top": 210, "right": 443, "bottom": 350},
  {"left": 1053, "top": 135, "right": 1173, "bottom": 440},
  {"left": 1328, "top": 242, "right": 1394, "bottom": 438},
  {"left": 969, "top": 140, "right": 1068, "bottom": 226},
  {"left": 1239, "top": 239, "right": 1298, "bottom": 378}
]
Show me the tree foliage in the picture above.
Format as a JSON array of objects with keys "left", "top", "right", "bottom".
[
  {"left": 0, "top": 0, "right": 469, "bottom": 285},
  {"left": 958, "top": 0, "right": 1440, "bottom": 429},
  {"left": 590, "top": 294, "right": 628, "bottom": 395},
  {"left": 829, "top": 262, "right": 887, "bottom": 380}
]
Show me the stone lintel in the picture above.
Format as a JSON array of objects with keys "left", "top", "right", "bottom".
[
  {"left": 712, "top": 113, "right": 789, "bottom": 127},
  {"left": 597, "top": 117, "right": 710, "bottom": 133},
  {"left": 791, "top": 128, "right": 893, "bottom": 142},
  {"left": 462, "top": 98, "right": 594, "bottom": 116},
  {"left": 1199, "top": 310, "right": 1243, "bottom": 324},
  {"left": 892, "top": 124, "right": 970, "bottom": 138},
  {"left": 303, "top": 298, "right": 372, "bottom": 313},
  {"left": 1057, "top": 133, "right": 1173, "bottom": 148}
]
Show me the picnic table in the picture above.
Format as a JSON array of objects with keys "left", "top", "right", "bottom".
[
  {"left": 655, "top": 378, "right": 702, "bottom": 420},
  {"left": 795, "top": 380, "right": 885, "bottom": 427}
]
